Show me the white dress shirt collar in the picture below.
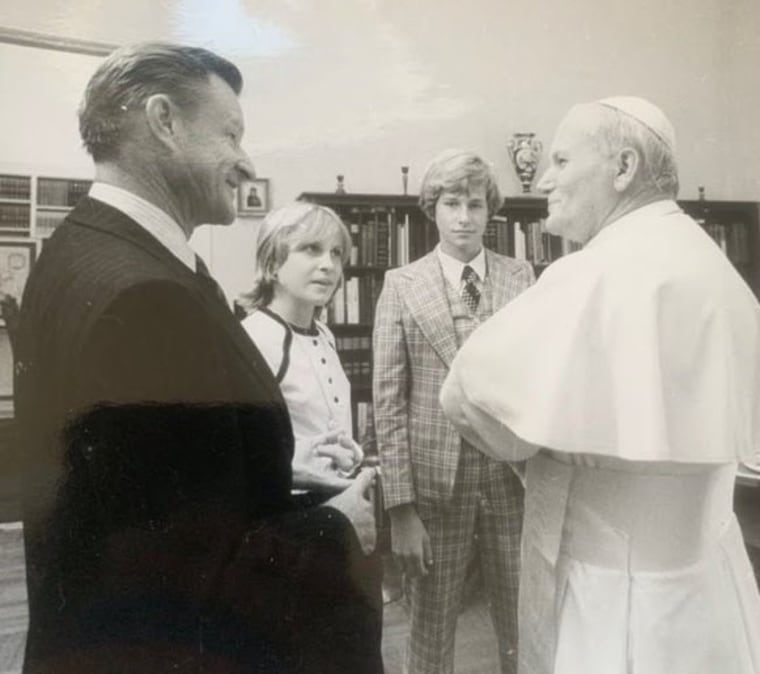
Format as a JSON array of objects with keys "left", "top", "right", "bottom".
[
  {"left": 436, "top": 245, "right": 487, "bottom": 289},
  {"left": 89, "top": 182, "right": 197, "bottom": 271}
]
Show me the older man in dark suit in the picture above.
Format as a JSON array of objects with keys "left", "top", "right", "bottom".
[{"left": 15, "top": 43, "right": 380, "bottom": 674}]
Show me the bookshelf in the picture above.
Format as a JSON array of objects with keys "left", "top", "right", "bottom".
[
  {"left": 35, "top": 176, "right": 92, "bottom": 238},
  {"left": 0, "top": 172, "right": 92, "bottom": 240},
  {"left": 299, "top": 191, "right": 760, "bottom": 445},
  {"left": 0, "top": 172, "right": 91, "bottom": 414},
  {"left": 491, "top": 197, "right": 760, "bottom": 290},
  {"left": 0, "top": 175, "right": 32, "bottom": 238},
  {"left": 489, "top": 197, "right": 578, "bottom": 276},
  {"left": 679, "top": 199, "right": 760, "bottom": 295}
]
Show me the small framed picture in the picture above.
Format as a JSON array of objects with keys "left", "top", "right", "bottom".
[
  {"left": 0, "top": 240, "right": 37, "bottom": 327},
  {"left": 238, "top": 178, "right": 270, "bottom": 216}
]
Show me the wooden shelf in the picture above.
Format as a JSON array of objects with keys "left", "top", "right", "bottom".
[
  {"left": 36, "top": 205, "right": 72, "bottom": 213},
  {"left": 329, "top": 322, "right": 373, "bottom": 332},
  {"left": 344, "top": 265, "right": 391, "bottom": 274},
  {"left": 299, "top": 192, "right": 419, "bottom": 210}
]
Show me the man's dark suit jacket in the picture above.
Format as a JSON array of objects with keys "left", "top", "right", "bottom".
[{"left": 15, "top": 197, "right": 382, "bottom": 673}]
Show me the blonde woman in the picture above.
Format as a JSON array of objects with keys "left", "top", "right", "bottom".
[
  {"left": 240, "top": 202, "right": 364, "bottom": 493},
  {"left": 240, "top": 202, "right": 383, "bottom": 669}
]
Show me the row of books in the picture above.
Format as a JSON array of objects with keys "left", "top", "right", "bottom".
[
  {"left": 703, "top": 222, "right": 751, "bottom": 264},
  {"left": 484, "top": 217, "right": 580, "bottom": 265},
  {"left": 515, "top": 220, "right": 582, "bottom": 263},
  {"left": 0, "top": 175, "right": 92, "bottom": 239},
  {"left": 345, "top": 208, "right": 415, "bottom": 269},
  {"left": 326, "top": 274, "right": 385, "bottom": 325},
  {"left": 0, "top": 175, "right": 92, "bottom": 209},
  {"left": 328, "top": 220, "right": 753, "bottom": 331},
  {"left": 482, "top": 215, "right": 513, "bottom": 256},
  {"left": 0, "top": 204, "right": 31, "bottom": 231},
  {"left": 343, "top": 207, "right": 593, "bottom": 272},
  {"left": 37, "top": 178, "right": 91, "bottom": 208},
  {"left": 345, "top": 214, "right": 574, "bottom": 271},
  {"left": 329, "top": 218, "right": 579, "bottom": 327},
  {"left": 0, "top": 175, "right": 31, "bottom": 201},
  {"left": 0, "top": 209, "right": 68, "bottom": 238},
  {"left": 334, "top": 334, "right": 372, "bottom": 391}
]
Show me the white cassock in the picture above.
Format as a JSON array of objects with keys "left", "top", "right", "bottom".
[{"left": 441, "top": 200, "right": 760, "bottom": 674}]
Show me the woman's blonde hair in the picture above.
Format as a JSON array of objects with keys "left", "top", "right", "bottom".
[{"left": 239, "top": 202, "right": 351, "bottom": 312}]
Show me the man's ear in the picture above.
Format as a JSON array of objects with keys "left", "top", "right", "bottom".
[
  {"left": 144, "top": 94, "right": 179, "bottom": 149},
  {"left": 612, "top": 147, "right": 639, "bottom": 192}
]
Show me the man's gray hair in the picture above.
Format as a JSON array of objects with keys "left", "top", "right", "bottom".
[
  {"left": 79, "top": 42, "right": 243, "bottom": 162},
  {"left": 591, "top": 104, "right": 679, "bottom": 198}
]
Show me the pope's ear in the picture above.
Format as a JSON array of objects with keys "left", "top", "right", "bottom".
[
  {"left": 612, "top": 147, "right": 639, "bottom": 192},
  {"left": 144, "top": 94, "right": 179, "bottom": 148}
]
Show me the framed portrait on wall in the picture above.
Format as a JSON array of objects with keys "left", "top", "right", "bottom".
[
  {"left": 0, "top": 240, "right": 36, "bottom": 327},
  {"left": 237, "top": 178, "right": 270, "bottom": 216}
]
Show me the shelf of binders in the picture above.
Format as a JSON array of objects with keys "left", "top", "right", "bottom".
[
  {"left": 35, "top": 177, "right": 91, "bottom": 238},
  {"left": 0, "top": 207, "right": 32, "bottom": 237},
  {"left": 0, "top": 175, "right": 32, "bottom": 236},
  {"left": 36, "top": 177, "right": 91, "bottom": 208},
  {"left": 0, "top": 173, "right": 93, "bottom": 239}
]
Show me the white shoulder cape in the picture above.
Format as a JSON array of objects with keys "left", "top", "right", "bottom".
[{"left": 443, "top": 201, "right": 760, "bottom": 463}]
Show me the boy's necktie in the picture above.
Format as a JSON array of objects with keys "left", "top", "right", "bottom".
[{"left": 461, "top": 264, "right": 480, "bottom": 312}]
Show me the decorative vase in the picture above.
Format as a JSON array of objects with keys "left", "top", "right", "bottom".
[{"left": 507, "top": 132, "right": 542, "bottom": 194}]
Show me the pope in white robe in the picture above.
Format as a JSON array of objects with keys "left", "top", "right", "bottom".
[{"left": 440, "top": 97, "right": 760, "bottom": 674}]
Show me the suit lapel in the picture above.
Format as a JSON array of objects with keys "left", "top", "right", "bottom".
[
  {"left": 70, "top": 197, "right": 194, "bottom": 278},
  {"left": 403, "top": 252, "right": 459, "bottom": 367},
  {"left": 70, "top": 198, "right": 282, "bottom": 402},
  {"left": 194, "top": 276, "right": 284, "bottom": 402},
  {"left": 487, "top": 249, "right": 510, "bottom": 310}
]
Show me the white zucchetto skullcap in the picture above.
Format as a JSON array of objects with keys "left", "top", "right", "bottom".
[{"left": 596, "top": 96, "right": 676, "bottom": 153}]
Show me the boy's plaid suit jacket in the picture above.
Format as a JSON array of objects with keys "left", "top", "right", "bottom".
[{"left": 373, "top": 248, "right": 534, "bottom": 515}]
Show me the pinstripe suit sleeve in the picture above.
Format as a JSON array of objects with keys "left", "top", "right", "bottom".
[{"left": 372, "top": 271, "right": 415, "bottom": 509}]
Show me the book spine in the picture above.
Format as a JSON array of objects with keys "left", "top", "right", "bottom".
[
  {"left": 513, "top": 222, "right": 526, "bottom": 260},
  {"left": 346, "top": 277, "right": 360, "bottom": 324}
]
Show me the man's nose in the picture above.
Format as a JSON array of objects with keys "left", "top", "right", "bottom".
[
  {"left": 536, "top": 168, "right": 553, "bottom": 193},
  {"left": 236, "top": 152, "right": 256, "bottom": 182}
]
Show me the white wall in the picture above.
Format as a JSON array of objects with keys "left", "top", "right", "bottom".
[{"left": 1, "top": 0, "right": 758, "bottom": 299}]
